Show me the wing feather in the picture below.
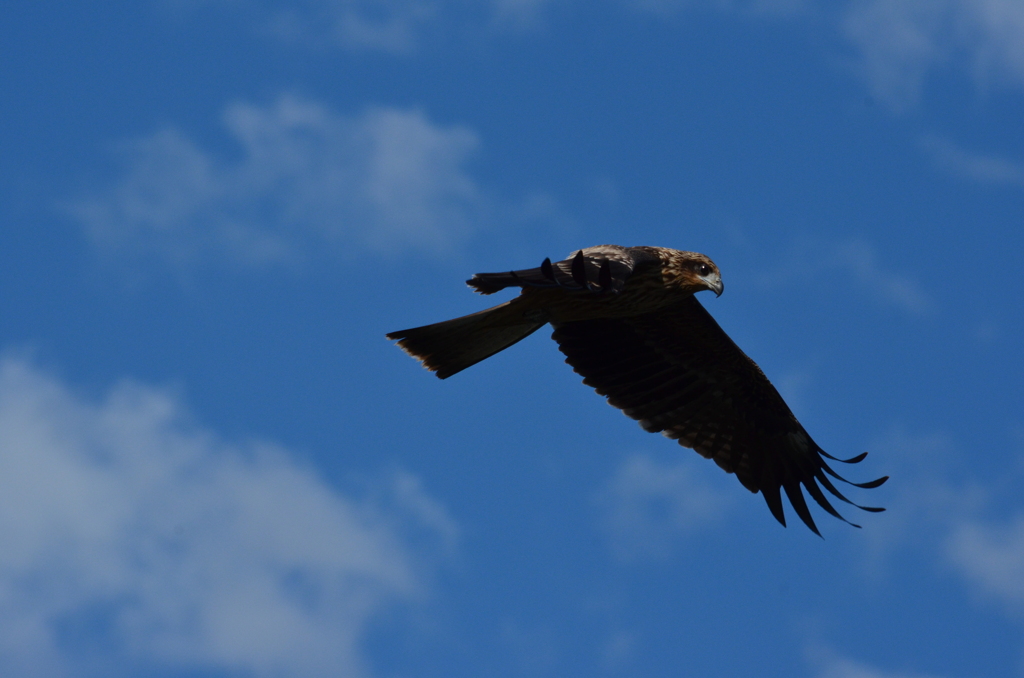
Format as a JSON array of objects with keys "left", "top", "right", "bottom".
[{"left": 551, "top": 296, "right": 887, "bottom": 534}]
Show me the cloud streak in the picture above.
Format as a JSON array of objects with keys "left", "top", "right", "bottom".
[
  {"left": 755, "top": 238, "right": 934, "bottom": 317},
  {"left": 809, "top": 650, "right": 948, "bottom": 678},
  {"left": 599, "top": 453, "right": 731, "bottom": 560},
  {"left": 834, "top": 240, "right": 935, "bottom": 316},
  {"left": 270, "top": 0, "right": 441, "bottom": 52},
  {"left": 196, "top": 0, "right": 546, "bottom": 52},
  {"left": 185, "top": 1, "right": 1024, "bottom": 108},
  {"left": 947, "top": 515, "right": 1024, "bottom": 608},
  {"left": 843, "top": 0, "right": 1024, "bottom": 106},
  {"left": 920, "top": 135, "right": 1024, "bottom": 188},
  {"left": 0, "top": 357, "right": 455, "bottom": 676},
  {"left": 70, "top": 96, "right": 488, "bottom": 268}
]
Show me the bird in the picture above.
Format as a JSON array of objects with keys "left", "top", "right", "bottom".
[{"left": 386, "top": 245, "right": 887, "bottom": 535}]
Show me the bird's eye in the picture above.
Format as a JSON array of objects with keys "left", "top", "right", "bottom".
[{"left": 697, "top": 264, "right": 711, "bottom": 276}]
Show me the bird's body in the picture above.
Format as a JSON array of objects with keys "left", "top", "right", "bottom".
[
  {"left": 474, "top": 245, "right": 719, "bottom": 322},
  {"left": 387, "top": 245, "right": 886, "bottom": 535}
]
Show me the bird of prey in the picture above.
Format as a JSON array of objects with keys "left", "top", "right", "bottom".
[{"left": 386, "top": 245, "right": 886, "bottom": 535}]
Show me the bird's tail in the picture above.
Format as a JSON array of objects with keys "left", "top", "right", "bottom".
[{"left": 386, "top": 301, "right": 545, "bottom": 379}]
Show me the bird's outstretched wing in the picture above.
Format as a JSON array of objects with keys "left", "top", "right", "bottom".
[
  {"left": 467, "top": 245, "right": 661, "bottom": 295},
  {"left": 551, "top": 296, "right": 887, "bottom": 535}
]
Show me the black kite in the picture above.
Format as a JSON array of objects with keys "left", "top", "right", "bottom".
[{"left": 387, "top": 245, "right": 886, "bottom": 535}]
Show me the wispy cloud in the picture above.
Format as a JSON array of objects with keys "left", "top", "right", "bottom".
[
  {"left": 264, "top": 0, "right": 443, "bottom": 53},
  {"left": 625, "top": 0, "right": 809, "bottom": 16},
  {"left": 69, "top": 96, "right": 489, "bottom": 268},
  {"left": 801, "top": 430, "right": 1021, "bottom": 676},
  {"left": 185, "top": 0, "right": 812, "bottom": 53},
  {"left": 190, "top": 0, "right": 547, "bottom": 52},
  {"left": 598, "top": 453, "right": 731, "bottom": 560},
  {"left": 634, "top": 0, "right": 1024, "bottom": 105},
  {"left": 843, "top": 0, "right": 1024, "bottom": 107},
  {"left": 0, "top": 357, "right": 455, "bottom": 676},
  {"left": 809, "top": 649, "right": 949, "bottom": 678},
  {"left": 755, "top": 238, "right": 934, "bottom": 317},
  {"left": 946, "top": 515, "right": 1024, "bottom": 608},
  {"left": 850, "top": 426, "right": 1024, "bottom": 637},
  {"left": 834, "top": 240, "right": 935, "bottom": 316},
  {"left": 854, "top": 428, "right": 984, "bottom": 571},
  {"left": 920, "top": 135, "right": 1024, "bottom": 188},
  {"left": 177, "top": 1, "right": 1024, "bottom": 110}
]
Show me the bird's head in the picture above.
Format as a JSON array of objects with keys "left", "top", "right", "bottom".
[{"left": 675, "top": 252, "right": 724, "bottom": 297}]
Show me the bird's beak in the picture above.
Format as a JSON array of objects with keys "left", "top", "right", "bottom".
[{"left": 710, "top": 275, "right": 724, "bottom": 297}]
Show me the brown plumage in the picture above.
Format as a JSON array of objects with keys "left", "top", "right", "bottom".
[{"left": 386, "top": 245, "right": 887, "bottom": 535}]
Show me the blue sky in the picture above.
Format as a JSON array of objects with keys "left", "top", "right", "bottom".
[{"left": 1, "top": 1, "right": 1023, "bottom": 676}]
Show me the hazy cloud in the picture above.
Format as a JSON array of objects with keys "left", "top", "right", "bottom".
[
  {"left": 834, "top": 240, "right": 934, "bottom": 316},
  {"left": 186, "top": 0, "right": 813, "bottom": 52},
  {"left": 182, "top": 1, "right": 1024, "bottom": 107},
  {"left": 632, "top": 0, "right": 1024, "bottom": 105},
  {"left": 625, "top": 0, "right": 809, "bottom": 16},
  {"left": 0, "top": 357, "right": 455, "bottom": 676},
  {"left": 854, "top": 428, "right": 986, "bottom": 570},
  {"left": 755, "top": 238, "right": 934, "bottom": 317},
  {"left": 810, "top": 650, "right": 948, "bottom": 678},
  {"left": 843, "top": 0, "right": 1024, "bottom": 106},
  {"left": 265, "top": 0, "right": 442, "bottom": 52},
  {"left": 947, "top": 515, "right": 1024, "bottom": 608},
  {"left": 920, "top": 135, "right": 1024, "bottom": 188},
  {"left": 70, "top": 96, "right": 487, "bottom": 268},
  {"left": 599, "top": 453, "right": 731, "bottom": 560},
  {"left": 193, "top": 0, "right": 542, "bottom": 51}
]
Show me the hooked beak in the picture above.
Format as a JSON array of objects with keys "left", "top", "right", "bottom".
[{"left": 708, "top": 274, "right": 724, "bottom": 297}]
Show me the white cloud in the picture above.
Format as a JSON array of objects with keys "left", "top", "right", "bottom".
[
  {"left": 70, "top": 96, "right": 487, "bottom": 268},
  {"left": 625, "top": 0, "right": 809, "bottom": 16},
  {"left": 810, "top": 651, "right": 948, "bottom": 678},
  {"left": 635, "top": 0, "right": 1024, "bottom": 104},
  {"left": 853, "top": 428, "right": 982, "bottom": 570},
  {"left": 843, "top": 0, "right": 1024, "bottom": 106},
  {"left": 600, "top": 629, "right": 637, "bottom": 669},
  {"left": 834, "top": 241, "right": 934, "bottom": 316},
  {"left": 265, "top": 0, "right": 443, "bottom": 53},
  {"left": 182, "top": 0, "right": 1024, "bottom": 106},
  {"left": 755, "top": 239, "right": 934, "bottom": 317},
  {"left": 188, "top": 0, "right": 813, "bottom": 51},
  {"left": 920, "top": 135, "right": 1024, "bottom": 188},
  {"left": 599, "top": 453, "right": 731, "bottom": 559},
  {"left": 947, "top": 515, "right": 1024, "bottom": 607},
  {"left": 0, "top": 356, "right": 455, "bottom": 676},
  {"left": 194, "top": 0, "right": 543, "bottom": 51}
]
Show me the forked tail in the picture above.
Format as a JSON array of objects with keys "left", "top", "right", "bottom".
[{"left": 386, "top": 301, "right": 545, "bottom": 379}]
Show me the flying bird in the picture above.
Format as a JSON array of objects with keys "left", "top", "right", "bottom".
[{"left": 386, "top": 245, "right": 886, "bottom": 535}]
